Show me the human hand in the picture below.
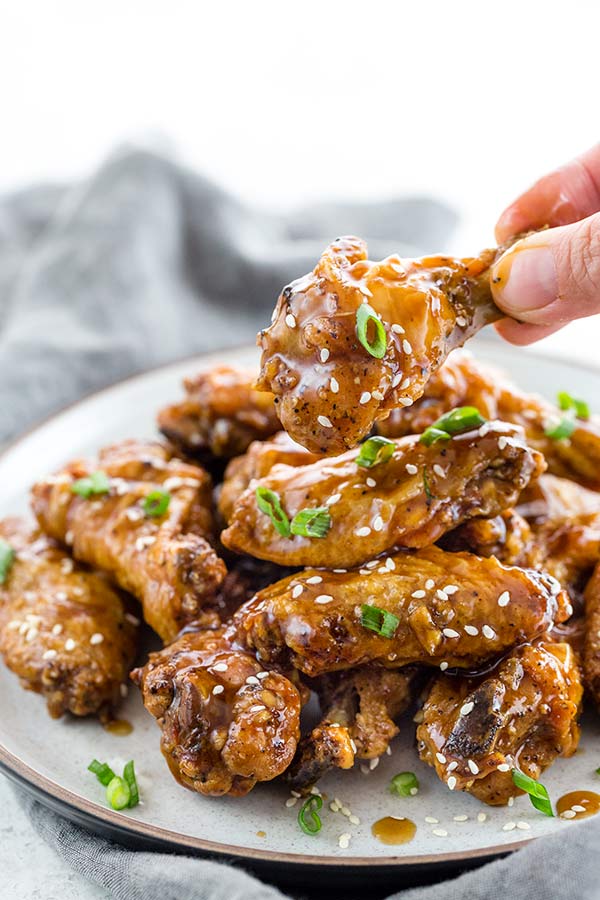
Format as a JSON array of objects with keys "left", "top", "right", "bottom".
[{"left": 490, "top": 144, "right": 600, "bottom": 344}]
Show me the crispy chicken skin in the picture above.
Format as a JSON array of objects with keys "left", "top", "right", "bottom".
[
  {"left": 0, "top": 518, "right": 138, "bottom": 720},
  {"left": 131, "top": 628, "right": 302, "bottom": 797},
  {"left": 158, "top": 366, "right": 281, "bottom": 462},
  {"left": 288, "top": 667, "right": 421, "bottom": 792},
  {"left": 379, "top": 351, "right": 600, "bottom": 489},
  {"left": 218, "top": 432, "right": 319, "bottom": 524},
  {"left": 417, "top": 640, "right": 582, "bottom": 805},
  {"left": 31, "top": 440, "right": 226, "bottom": 644},
  {"left": 234, "top": 546, "right": 568, "bottom": 677},
  {"left": 582, "top": 563, "right": 600, "bottom": 708},
  {"left": 440, "top": 509, "right": 542, "bottom": 568},
  {"left": 256, "top": 236, "right": 506, "bottom": 454},
  {"left": 222, "top": 423, "right": 545, "bottom": 568}
]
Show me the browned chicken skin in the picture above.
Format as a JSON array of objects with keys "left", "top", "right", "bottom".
[
  {"left": 582, "top": 563, "right": 600, "bottom": 708},
  {"left": 441, "top": 509, "right": 542, "bottom": 569},
  {"left": 417, "top": 639, "right": 582, "bottom": 805},
  {"left": 379, "top": 351, "right": 600, "bottom": 489},
  {"left": 222, "top": 422, "right": 544, "bottom": 568},
  {"left": 31, "top": 440, "right": 226, "bottom": 644},
  {"left": 234, "top": 546, "right": 568, "bottom": 677},
  {"left": 257, "top": 237, "right": 506, "bottom": 454},
  {"left": 0, "top": 518, "right": 138, "bottom": 720},
  {"left": 158, "top": 366, "right": 281, "bottom": 463},
  {"left": 131, "top": 628, "right": 302, "bottom": 796}
]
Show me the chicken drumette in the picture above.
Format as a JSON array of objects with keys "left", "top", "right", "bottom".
[
  {"left": 131, "top": 627, "right": 302, "bottom": 796},
  {"left": 417, "top": 639, "right": 582, "bottom": 805},
  {"left": 222, "top": 422, "right": 544, "bottom": 568},
  {"left": 257, "top": 236, "right": 508, "bottom": 454},
  {"left": 31, "top": 440, "right": 226, "bottom": 643},
  {"left": 234, "top": 546, "right": 568, "bottom": 677},
  {"left": 0, "top": 518, "right": 138, "bottom": 720}
]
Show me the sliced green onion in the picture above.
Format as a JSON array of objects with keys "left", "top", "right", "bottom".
[
  {"left": 356, "top": 435, "right": 395, "bottom": 468},
  {"left": 71, "top": 470, "right": 110, "bottom": 499},
  {"left": 123, "top": 759, "right": 140, "bottom": 808},
  {"left": 255, "top": 487, "right": 290, "bottom": 537},
  {"left": 356, "top": 303, "right": 387, "bottom": 359},
  {"left": 290, "top": 507, "right": 332, "bottom": 538},
  {"left": 106, "top": 775, "right": 131, "bottom": 811},
  {"left": 596, "top": 766, "right": 600, "bottom": 775},
  {"left": 557, "top": 391, "right": 590, "bottom": 420},
  {"left": 298, "top": 795, "right": 323, "bottom": 835},
  {"left": 545, "top": 415, "right": 576, "bottom": 441},
  {"left": 511, "top": 768, "right": 554, "bottom": 817},
  {"left": 0, "top": 539, "right": 15, "bottom": 584},
  {"left": 390, "top": 771, "right": 419, "bottom": 797},
  {"left": 420, "top": 426, "right": 452, "bottom": 447},
  {"left": 143, "top": 490, "right": 171, "bottom": 518},
  {"left": 432, "top": 406, "right": 486, "bottom": 435},
  {"left": 88, "top": 759, "right": 117, "bottom": 787},
  {"left": 360, "top": 604, "right": 399, "bottom": 638}
]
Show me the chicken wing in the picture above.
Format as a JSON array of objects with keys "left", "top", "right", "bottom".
[
  {"left": 31, "top": 440, "right": 226, "bottom": 643},
  {"left": 417, "top": 639, "right": 582, "bottom": 805},
  {"left": 440, "top": 509, "right": 542, "bottom": 568},
  {"left": 0, "top": 518, "right": 138, "bottom": 720},
  {"left": 234, "top": 546, "right": 568, "bottom": 677},
  {"left": 288, "top": 666, "right": 421, "bottom": 792},
  {"left": 131, "top": 627, "right": 302, "bottom": 797},
  {"left": 158, "top": 366, "right": 280, "bottom": 464},
  {"left": 582, "top": 562, "right": 600, "bottom": 709},
  {"left": 256, "top": 236, "right": 507, "bottom": 454},
  {"left": 379, "top": 351, "right": 600, "bottom": 489},
  {"left": 222, "top": 423, "right": 544, "bottom": 568}
]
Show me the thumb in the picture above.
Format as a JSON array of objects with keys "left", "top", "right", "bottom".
[{"left": 491, "top": 212, "right": 600, "bottom": 327}]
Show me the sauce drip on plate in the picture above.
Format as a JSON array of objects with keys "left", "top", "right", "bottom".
[
  {"left": 371, "top": 816, "right": 416, "bottom": 845},
  {"left": 557, "top": 790, "right": 600, "bottom": 820},
  {"left": 104, "top": 719, "right": 133, "bottom": 736}
]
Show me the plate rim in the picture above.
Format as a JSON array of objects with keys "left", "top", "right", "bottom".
[{"left": 0, "top": 339, "right": 593, "bottom": 868}]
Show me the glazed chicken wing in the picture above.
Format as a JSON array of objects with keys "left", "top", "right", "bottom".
[
  {"left": 379, "top": 351, "right": 600, "bottom": 489},
  {"left": 234, "top": 546, "right": 567, "bottom": 677},
  {"left": 582, "top": 562, "right": 600, "bottom": 709},
  {"left": 131, "top": 627, "right": 302, "bottom": 797},
  {"left": 158, "top": 366, "right": 280, "bottom": 464},
  {"left": 417, "top": 639, "right": 582, "bottom": 805},
  {"left": 0, "top": 518, "right": 138, "bottom": 720},
  {"left": 288, "top": 666, "right": 421, "bottom": 792},
  {"left": 257, "top": 236, "right": 507, "bottom": 454},
  {"left": 31, "top": 440, "right": 226, "bottom": 643},
  {"left": 440, "top": 509, "right": 542, "bottom": 569},
  {"left": 222, "top": 422, "right": 544, "bottom": 568}
]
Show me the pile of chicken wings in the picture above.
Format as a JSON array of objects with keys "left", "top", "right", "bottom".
[{"left": 2, "top": 236, "right": 600, "bottom": 808}]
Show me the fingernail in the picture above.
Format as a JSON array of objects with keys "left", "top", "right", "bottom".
[{"left": 491, "top": 241, "right": 558, "bottom": 313}]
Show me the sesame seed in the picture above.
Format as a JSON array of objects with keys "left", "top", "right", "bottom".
[
  {"left": 349, "top": 814, "right": 360, "bottom": 825},
  {"left": 120, "top": 683, "right": 129, "bottom": 698},
  {"left": 460, "top": 701, "right": 474, "bottom": 716},
  {"left": 425, "top": 816, "right": 439, "bottom": 824},
  {"left": 355, "top": 526, "right": 371, "bottom": 537},
  {"left": 386, "top": 558, "right": 395, "bottom": 571},
  {"left": 359, "top": 392, "right": 372, "bottom": 405},
  {"left": 338, "top": 833, "right": 351, "bottom": 849},
  {"left": 306, "top": 575, "right": 323, "bottom": 584},
  {"left": 55, "top": 591, "right": 68, "bottom": 602},
  {"left": 350, "top": 739, "right": 357, "bottom": 753},
  {"left": 444, "top": 585, "right": 459, "bottom": 594},
  {"left": 440, "top": 661, "right": 449, "bottom": 671},
  {"left": 25, "top": 627, "right": 38, "bottom": 642},
  {"left": 443, "top": 628, "right": 459, "bottom": 638},
  {"left": 90, "top": 633, "right": 104, "bottom": 645},
  {"left": 447, "top": 761, "right": 458, "bottom": 772},
  {"left": 497, "top": 763, "right": 510, "bottom": 772},
  {"left": 391, "top": 324, "right": 405, "bottom": 334},
  {"left": 412, "top": 590, "right": 427, "bottom": 599},
  {"left": 405, "top": 463, "right": 418, "bottom": 475},
  {"left": 366, "top": 477, "right": 376, "bottom": 488},
  {"left": 285, "top": 797, "right": 297, "bottom": 808},
  {"left": 498, "top": 436, "right": 508, "bottom": 450},
  {"left": 432, "top": 828, "right": 448, "bottom": 837},
  {"left": 330, "top": 802, "right": 340, "bottom": 812},
  {"left": 413, "top": 709, "right": 424, "bottom": 723},
  {"left": 366, "top": 560, "right": 379, "bottom": 569},
  {"left": 330, "top": 376, "right": 339, "bottom": 393},
  {"left": 42, "top": 649, "right": 57, "bottom": 660},
  {"left": 213, "top": 662, "right": 228, "bottom": 672},
  {"left": 398, "top": 397, "right": 413, "bottom": 407},
  {"left": 498, "top": 591, "right": 510, "bottom": 607},
  {"left": 436, "top": 752, "right": 447, "bottom": 764},
  {"left": 447, "top": 776, "right": 457, "bottom": 791},
  {"left": 333, "top": 568, "right": 347, "bottom": 573},
  {"left": 65, "top": 530, "right": 74, "bottom": 545},
  {"left": 464, "top": 625, "right": 479, "bottom": 636},
  {"left": 437, "top": 589, "right": 449, "bottom": 601},
  {"left": 360, "top": 764, "right": 370, "bottom": 775},
  {"left": 60, "top": 558, "right": 74, "bottom": 574},
  {"left": 125, "top": 613, "right": 141, "bottom": 626},
  {"left": 454, "top": 814, "right": 469, "bottom": 822},
  {"left": 340, "top": 806, "right": 351, "bottom": 817},
  {"left": 246, "top": 675, "right": 260, "bottom": 685},
  {"left": 372, "top": 390, "right": 384, "bottom": 401},
  {"left": 468, "top": 759, "right": 480, "bottom": 774},
  {"left": 385, "top": 745, "right": 392, "bottom": 755},
  {"left": 6, "top": 620, "right": 21, "bottom": 631},
  {"left": 477, "top": 812, "right": 487, "bottom": 823},
  {"left": 249, "top": 705, "right": 266, "bottom": 713},
  {"left": 369, "top": 757, "right": 380, "bottom": 770},
  {"left": 507, "top": 797, "right": 515, "bottom": 807},
  {"left": 516, "top": 821, "right": 530, "bottom": 830},
  {"left": 135, "top": 535, "right": 156, "bottom": 551},
  {"left": 126, "top": 508, "right": 143, "bottom": 522},
  {"left": 52, "top": 624, "right": 63, "bottom": 635},
  {"left": 482, "top": 625, "right": 496, "bottom": 639},
  {"left": 391, "top": 373, "right": 402, "bottom": 388},
  {"left": 326, "top": 494, "right": 342, "bottom": 507},
  {"left": 315, "top": 595, "right": 334, "bottom": 604},
  {"left": 456, "top": 315, "right": 467, "bottom": 327},
  {"left": 502, "top": 822, "right": 516, "bottom": 832},
  {"left": 310, "top": 786, "right": 321, "bottom": 796},
  {"left": 402, "top": 339, "right": 413, "bottom": 354},
  {"left": 425, "top": 579, "right": 435, "bottom": 589},
  {"left": 320, "top": 348, "right": 330, "bottom": 363},
  {"left": 257, "top": 671, "right": 269, "bottom": 679},
  {"left": 64, "top": 639, "right": 76, "bottom": 652},
  {"left": 317, "top": 415, "right": 333, "bottom": 428},
  {"left": 212, "top": 684, "right": 224, "bottom": 695},
  {"left": 561, "top": 810, "right": 577, "bottom": 819},
  {"left": 285, "top": 314, "right": 296, "bottom": 328},
  {"left": 433, "top": 464, "right": 446, "bottom": 478},
  {"left": 572, "top": 805, "right": 586, "bottom": 812},
  {"left": 292, "top": 585, "right": 303, "bottom": 598},
  {"left": 291, "top": 790, "right": 302, "bottom": 798},
  {"left": 372, "top": 515, "right": 384, "bottom": 532}
]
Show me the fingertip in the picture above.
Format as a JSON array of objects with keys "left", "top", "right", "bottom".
[{"left": 494, "top": 318, "right": 563, "bottom": 346}]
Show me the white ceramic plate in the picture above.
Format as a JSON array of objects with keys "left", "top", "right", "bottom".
[{"left": 1, "top": 340, "right": 599, "bottom": 888}]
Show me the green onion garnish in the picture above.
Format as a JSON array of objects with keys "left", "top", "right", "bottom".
[
  {"left": 0, "top": 539, "right": 15, "bottom": 584},
  {"left": 88, "top": 759, "right": 117, "bottom": 786},
  {"left": 545, "top": 415, "right": 576, "bottom": 441},
  {"left": 123, "top": 759, "right": 140, "bottom": 808},
  {"left": 511, "top": 768, "right": 554, "bottom": 817},
  {"left": 290, "top": 507, "right": 332, "bottom": 538},
  {"left": 557, "top": 391, "right": 590, "bottom": 420},
  {"left": 71, "top": 470, "right": 110, "bottom": 499},
  {"left": 298, "top": 795, "right": 323, "bottom": 835},
  {"left": 390, "top": 771, "right": 419, "bottom": 797},
  {"left": 356, "top": 435, "right": 395, "bottom": 468},
  {"left": 255, "top": 487, "right": 291, "bottom": 537},
  {"left": 420, "top": 406, "right": 486, "bottom": 446},
  {"left": 420, "top": 426, "right": 452, "bottom": 447},
  {"left": 356, "top": 303, "right": 387, "bottom": 359},
  {"left": 143, "top": 490, "right": 171, "bottom": 518},
  {"left": 360, "top": 604, "right": 399, "bottom": 638},
  {"left": 106, "top": 776, "right": 131, "bottom": 811}
]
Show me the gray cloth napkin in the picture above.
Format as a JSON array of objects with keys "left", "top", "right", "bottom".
[{"left": 2, "top": 148, "right": 598, "bottom": 899}]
